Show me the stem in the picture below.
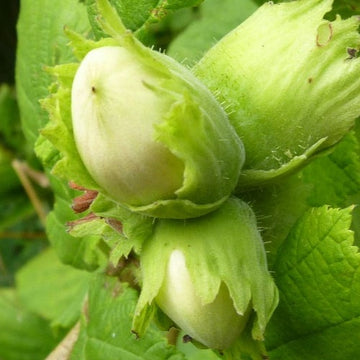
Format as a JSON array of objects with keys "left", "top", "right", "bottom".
[
  {"left": 21, "top": 161, "right": 50, "bottom": 188},
  {"left": 12, "top": 159, "right": 48, "bottom": 227},
  {"left": 45, "top": 321, "right": 81, "bottom": 360}
]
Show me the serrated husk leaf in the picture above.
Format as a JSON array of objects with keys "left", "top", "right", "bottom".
[
  {"left": 133, "top": 197, "right": 279, "bottom": 350},
  {"left": 194, "top": 0, "right": 360, "bottom": 189},
  {"left": 40, "top": 0, "right": 245, "bottom": 219}
]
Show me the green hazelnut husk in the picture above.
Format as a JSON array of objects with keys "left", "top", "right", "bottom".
[
  {"left": 194, "top": 0, "right": 360, "bottom": 189},
  {"left": 133, "top": 197, "right": 279, "bottom": 351}
]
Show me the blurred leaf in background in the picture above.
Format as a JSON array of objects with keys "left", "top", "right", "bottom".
[{"left": 167, "top": 0, "right": 258, "bottom": 65}]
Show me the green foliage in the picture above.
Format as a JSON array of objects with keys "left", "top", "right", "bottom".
[
  {"left": 86, "top": 0, "right": 204, "bottom": 43},
  {"left": 267, "top": 206, "right": 360, "bottom": 359},
  {"left": 0, "top": 288, "right": 64, "bottom": 360},
  {"left": 16, "top": 248, "right": 91, "bottom": 328},
  {"left": 16, "top": 0, "right": 90, "bottom": 147},
  {"left": 0, "top": 85, "right": 24, "bottom": 154},
  {"left": 70, "top": 274, "right": 186, "bottom": 360},
  {"left": 303, "top": 131, "right": 360, "bottom": 208},
  {"left": 168, "top": 0, "right": 258, "bottom": 65}
]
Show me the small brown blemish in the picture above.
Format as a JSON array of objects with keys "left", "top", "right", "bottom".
[
  {"left": 308, "top": 77, "right": 313, "bottom": 84},
  {"left": 347, "top": 48, "right": 357, "bottom": 60},
  {"left": 105, "top": 218, "right": 123, "bottom": 234},
  {"left": 66, "top": 213, "right": 99, "bottom": 231},
  {"left": 182, "top": 334, "right": 192, "bottom": 343},
  {"left": 91, "top": 86, "right": 96, "bottom": 93}
]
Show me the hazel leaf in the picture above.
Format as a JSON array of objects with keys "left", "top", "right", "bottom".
[
  {"left": 70, "top": 274, "right": 186, "bottom": 360},
  {"left": 16, "top": 0, "right": 90, "bottom": 147},
  {"left": 266, "top": 206, "right": 360, "bottom": 359}
]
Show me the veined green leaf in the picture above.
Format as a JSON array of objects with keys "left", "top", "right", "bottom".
[
  {"left": 86, "top": 0, "right": 203, "bottom": 41},
  {"left": 303, "top": 131, "right": 360, "bottom": 208},
  {"left": 16, "top": 0, "right": 90, "bottom": 147},
  {"left": 70, "top": 274, "right": 186, "bottom": 360},
  {"left": 267, "top": 206, "right": 360, "bottom": 359},
  {"left": 0, "top": 84, "right": 24, "bottom": 154}
]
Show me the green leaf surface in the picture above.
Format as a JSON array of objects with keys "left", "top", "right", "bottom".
[
  {"left": 0, "top": 84, "right": 25, "bottom": 154},
  {"left": 329, "top": 0, "right": 360, "bottom": 18},
  {"left": 0, "top": 192, "right": 33, "bottom": 232},
  {"left": 87, "top": 0, "right": 158, "bottom": 35},
  {"left": 16, "top": 247, "right": 91, "bottom": 328},
  {"left": 0, "top": 288, "right": 64, "bottom": 360},
  {"left": 0, "top": 197, "right": 45, "bottom": 287},
  {"left": 303, "top": 131, "right": 360, "bottom": 208},
  {"left": 167, "top": 0, "right": 258, "bottom": 65},
  {"left": 266, "top": 206, "right": 360, "bottom": 359},
  {"left": 16, "top": 0, "right": 90, "bottom": 147},
  {"left": 86, "top": 0, "right": 203, "bottom": 42},
  {"left": 0, "top": 84, "right": 24, "bottom": 195},
  {"left": 70, "top": 273, "right": 186, "bottom": 360},
  {"left": 0, "top": 151, "right": 21, "bottom": 197}
]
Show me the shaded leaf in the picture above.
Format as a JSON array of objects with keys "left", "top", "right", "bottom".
[
  {"left": 168, "top": 0, "right": 258, "bottom": 65},
  {"left": 86, "top": 0, "right": 203, "bottom": 42},
  {"left": 303, "top": 131, "right": 360, "bottom": 208},
  {"left": 16, "top": 0, "right": 90, "bottom": 147}
]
